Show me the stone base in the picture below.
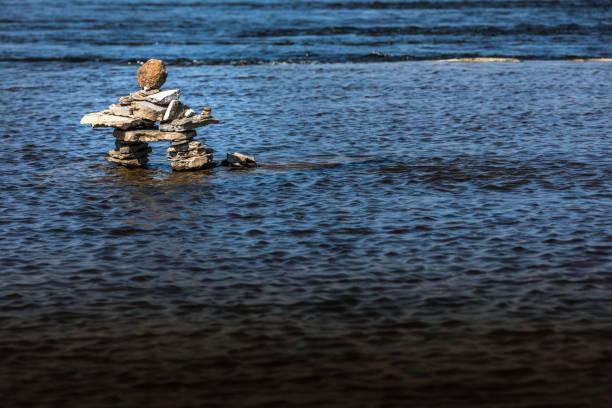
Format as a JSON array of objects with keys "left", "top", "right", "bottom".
[
  {"left": 105, "top": 156, "right": 148, "bottom": 168},
  {"left": 170, "top": 154, "right": 214, "bottom": 171}
]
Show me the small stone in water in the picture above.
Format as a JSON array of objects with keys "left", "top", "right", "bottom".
[{"left": 226, "top": 152, "right": 256, "bottom": 167}]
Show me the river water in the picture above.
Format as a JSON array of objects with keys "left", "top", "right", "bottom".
[{"left": 1, "top": 1, "right": 611, "bottom": 407}]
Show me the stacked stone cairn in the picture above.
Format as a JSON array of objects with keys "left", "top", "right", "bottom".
[{"left": 80, "top": 59, "right": 219, "bottom": 171}]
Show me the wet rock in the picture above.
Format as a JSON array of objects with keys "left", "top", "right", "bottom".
[
  {"left": 131, "top": 100, "right": 167, "bottom": 122},
  {"left": 80, "top": 112, "right": 152, "bottom": 130},
  {"left": 108, "top": 147, "right": 150, "bottom": 160},
  {"left": 225, "top": 152, "right": 257, "bottom": 168},
  {"left": 114, "top": 141, "right": 150, "bottom": 154},
  {"left": 158, "top": 113, "right": 219, "bottom": 132},
  {"left": 137, "top": 59, "right": 168, "bottom": 90},
  {"left": 145, "top": 89, "right": 181, "bottom": 106},
  {"left": 170, "top": 154, "right": 214, "bottom": 171},
  {"left": 108, "top": 104, "right": 133, "bottom": 117},
  {"left": 162, "top": 100, "right": 188, "bottom": 122},
  {"left": 105, "top": 156, "right": 148, "bottom": 167},
  {"left": 118, "top": 89, "right": 160, "bottom": 105},
  {"left": 169, "top": 140, "right": 202, "bottom": 153},
  {"left": 113, "top": 128, "right": 195, "bottom": 142}
]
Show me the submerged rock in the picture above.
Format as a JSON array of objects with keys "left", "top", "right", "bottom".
[
  {"left": 105, "top": 155, "right": 148, "bottom": 167},
  {"left": 137, "top": 59, "right": 168, "bottom": 90},
  {"left": 223, "top": 152, "right": 257, "bottom": 168}
]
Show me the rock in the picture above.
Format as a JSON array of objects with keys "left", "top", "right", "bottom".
[
  {"left": 118, "top": 89, "right": 160, "bottom": 105},
  {"left": 137, "top": 59, "right": 168, "bottom": 90},
  {"left": 171, "top": 138, "right": 194, "bottom": 146},
  {"left": 108, "top": 104, "right": 133, "bottom": 117},
  {"left": 170, "top": 140, "right": 202, "bottom": 153},
  {"left": 145, "top": 89, "right": 181, "bottom": 106},
  {"left": 184, "top": 109, "right": 196, "bottom": 118},
  {"left": 108, "top": 147, "right": 150, "bottom": 160},
  {"left": 131, "top": 100, "right": 167, "bottom": 121},
  {"left": 158, "top": 114, "right": 219, "bottom": 132},
  {"left": 105, "top": 156, "right": 148, "bottom": 167},
  {"left": 167, "top": 147, "right": 208, "bottom": 160},
  {"left": 226, "top": 152, "right": 256, "bottom": 167},
  {"left": 170, "top": 154, "right": 214, "bottom": 171},
  {"left": 80, "top": 112, "right": 153, "bottom": 130},
  {"left": 114, "top": 141, "right": 150, "bottom": 154},
  {"left": 113, "top": 128, "right": 196, "bottom": 142},
  {"left": 162, "top": 100, "right": 188, "bottom": 122}
]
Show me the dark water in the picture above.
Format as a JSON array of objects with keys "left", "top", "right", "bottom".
[{"left": 1, "top": 1, "right": 612, "bottom": 407}]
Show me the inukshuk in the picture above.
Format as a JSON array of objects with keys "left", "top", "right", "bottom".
[{"left": 80, "top": 59, "right": 219, "bottom": 171}]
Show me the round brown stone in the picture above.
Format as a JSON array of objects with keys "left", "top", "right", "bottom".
[{"left": 137, "top": 59, "right": 168, "bottom": 89}]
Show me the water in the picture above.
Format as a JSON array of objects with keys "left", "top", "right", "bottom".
[{"left": 1, "top": 1, "right": 612, "bottom": 407}]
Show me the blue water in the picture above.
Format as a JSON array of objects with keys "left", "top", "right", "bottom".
[
  {"left": 1, "top": 1, "right": 611, "bottom": 407},
  {"left": 1, "top": 0, "right": 611, "bottom": 63}
]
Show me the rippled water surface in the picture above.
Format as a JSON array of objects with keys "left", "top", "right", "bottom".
[
  {"left": 1, "top": 1, "right": 612, "bottom": 407},
  {"left": 2, "top": 59, "right": 611, "bottom": 408}
]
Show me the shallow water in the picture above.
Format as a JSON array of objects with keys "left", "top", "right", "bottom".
[
  {"left": 1, "top": 0, "right": 612, "bottom": 407},
  {"left": 1, "top": 60, "right": 611, "bottom": 407}
]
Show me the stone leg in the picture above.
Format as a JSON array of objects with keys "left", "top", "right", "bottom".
[
  {"left": 105, "top": 140, "right": 151, "bottom": 168},
  {"left": 167, "top": 136, "right": 214, "bottom": 171}
]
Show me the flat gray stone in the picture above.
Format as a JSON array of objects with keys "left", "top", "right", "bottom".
[
  {"left": 108, "top": 148, "right": 149, "bottom": 160},
  {"left": 114, "top": 141, "right": 149, "bottom": 153},
  {"left": 81, "top": 112, "right": 152, "bottom": 130},
  {"left": 170, "top": 154, "right": 214, "bottom": 171},
  {"left": 145, "top": 89, "right": 181, "bottom": 105},
  {"left": 162, "top": 100, "right": 188, "bottom": 123},
  {"left": 105, "top": 156, "right": 148, "bottom": 167},
  {"left": 118, "top": 89, "right": 160, "bottom": 105},
  {"left": 167, "top": 147, "right": 208, "bottom": 160},
  {"left": 108, "top": 104, "right": 133, "bottom": 117},
  {"left": 169, "top": 140, "right": 202, "bottom": 153},
  {"left": 113, "top": 128, "right": 196, "bottom": 142},
  {"left": 158, "top": 114, "right": 219, "bottom": 132},
  {"left": 132, "top": 100, "right": 166, "bottom": 122},
  {"left": 184, "top": 109, "right": 196, "bottom": 118}
]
